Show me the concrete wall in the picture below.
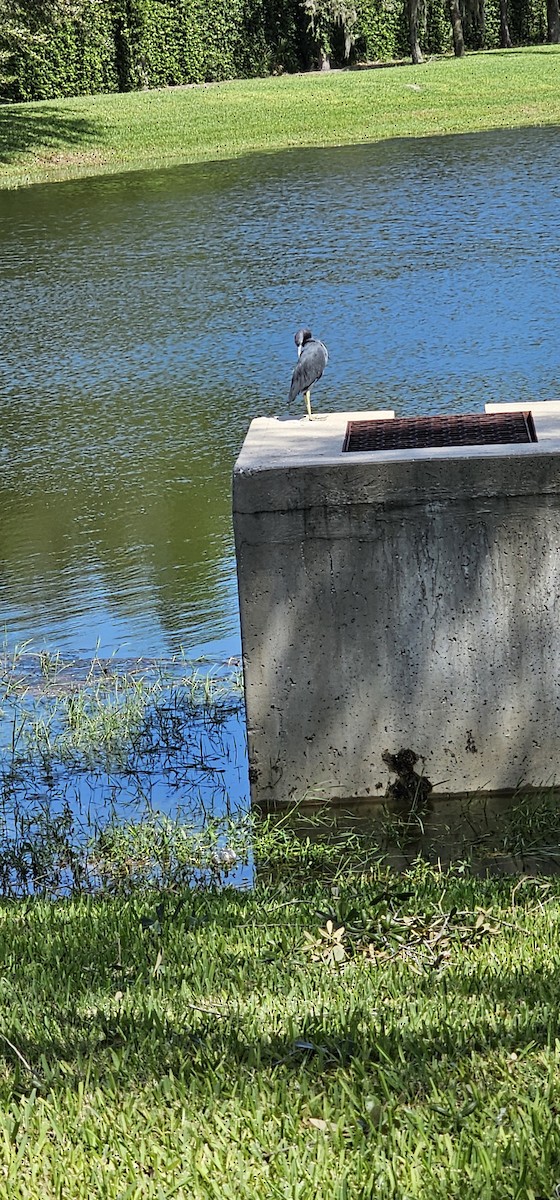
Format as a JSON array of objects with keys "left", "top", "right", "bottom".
[{"left": 233, "top": 404, "right": 560, "bottom": 808}]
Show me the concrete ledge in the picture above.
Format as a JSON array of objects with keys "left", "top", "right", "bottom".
[
  {"left": 234, "top": 409, "right": 560, "bottom": 517},
  {"left": 234, "top": 411, "right": 395, "bottom": 471}
]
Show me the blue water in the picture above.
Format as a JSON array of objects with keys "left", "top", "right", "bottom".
[{"left": 1, "top": 126, "right": 559, "bottom": 663}]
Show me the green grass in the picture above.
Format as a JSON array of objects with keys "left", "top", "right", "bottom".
[
  {"left": 1, "top": 863, "right": 560, "bottom": 1197},
  {"left": 1, "top": 650, "right": 560, "bottom": 1194},
  {"left": 1, "top": 46, "right": 560, "bottom": 189},
  {"left": 0, "top": 644, "right": 241, "bottom": 773}
]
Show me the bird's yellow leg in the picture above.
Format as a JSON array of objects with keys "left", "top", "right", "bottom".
[{"left": 305, "top": 390, "right": 312, "bottom": 420}]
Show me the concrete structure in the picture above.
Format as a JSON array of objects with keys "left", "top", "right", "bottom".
[{"left": 233, "top": 403, "right": 560, "bottom": 809}]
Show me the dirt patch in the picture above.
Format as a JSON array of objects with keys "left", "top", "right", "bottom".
[{"left": 34, "top": 148, "right": 106, "bottom": 166}]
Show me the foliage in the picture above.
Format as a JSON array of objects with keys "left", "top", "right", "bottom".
[
  {"left": 0, "top": 0, "right": 119, "bottom": 101},
  {"left": 301, "top": 0, "right": 359, "bottom": 63},
  {"left": 508, "top": 0, "right": 548, "bottom": 42},
  {"left": 424, "top": 0, "right": 451, "bottom": 53},
  {"left": 0, "top": 0, "right": 556, "bottom": 102},
  {"left": 0, "top": 0, "right": 311, "bottom": 101},
  {"left": 0, "top": 645, "right": 246, "bottom": 895},
  {"left": 356, "top": 0, "right": 410, "bottom": 61},
  {"left": 0, "top": 1, "right": 46, "bottom": 90}
]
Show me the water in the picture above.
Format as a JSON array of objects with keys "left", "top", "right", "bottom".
[
  {"left": 1, "top": 125, "right": 559, "bottom": 662},
  {"left": 0, "top": 655, "right": 252, "bottom": 893}
]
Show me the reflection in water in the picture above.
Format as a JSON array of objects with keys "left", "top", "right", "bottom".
[{"left": 1, "top": 127, "right": 559, "bottom": 659}]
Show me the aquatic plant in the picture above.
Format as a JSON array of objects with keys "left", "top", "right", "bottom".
[{"left": 0, "top": 644, "right": 247, "bottom": 895}]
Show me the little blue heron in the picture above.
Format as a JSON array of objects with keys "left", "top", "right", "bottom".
[{"left": 288, "top": 328, "right": 328, "bottom": 419}]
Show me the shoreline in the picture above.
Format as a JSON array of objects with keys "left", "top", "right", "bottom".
[{"left": 1, "top": 46, "right": 559, "bottom": 190}]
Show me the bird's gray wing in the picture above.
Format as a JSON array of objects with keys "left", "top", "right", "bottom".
[
  {"left": 289, "top": 345, "right": 325, "bottom": 402},
  {"left": 288, "top": 360, "right": 304, "bottom": 403}
]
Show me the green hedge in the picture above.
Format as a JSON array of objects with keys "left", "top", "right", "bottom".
[
  {"left": 0, "top": 0, "right": 553, "bottom": 103},
  {"left": 356, "top": 0, "right": 409, "bottom": 62},
  {"left": 0, "top": 0, "right": 120, "bottom": 101},
  {"left": 509, "top": 0, "right": 547, "bottom": 42},
  {"left": 116, "top": 0, "right": 308, "bottom": 89}
]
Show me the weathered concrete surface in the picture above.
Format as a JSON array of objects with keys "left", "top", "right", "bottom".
[{"left": 233, "top": 404, "right": 560, "bottom": 808}]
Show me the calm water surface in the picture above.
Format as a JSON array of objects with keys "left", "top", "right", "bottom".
[{"left": 1, "top": 126, "right": 559, "bottom": 662}]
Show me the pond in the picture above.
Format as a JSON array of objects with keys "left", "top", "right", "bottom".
[{"left": 1, "top": 124, "right": 560, "bottom": 664}]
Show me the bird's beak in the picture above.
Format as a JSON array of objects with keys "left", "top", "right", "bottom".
[{"left": 297, "top": 343, "right": 303, "bottom": 358}]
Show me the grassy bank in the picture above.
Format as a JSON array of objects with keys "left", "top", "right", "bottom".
[
  {"left": 1, "top": 863, "right": 560, "bottom": 1198},
  {"left": 1, "top": 46, "right": 559, "bottom": 189},
  {"left": 2, "top": 651, "right": 560, "bottom": 1193}
]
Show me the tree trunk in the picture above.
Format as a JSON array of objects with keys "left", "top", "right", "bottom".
[
  {"left": 409, "top": 0, "right": 423, "bottom": 63},
  {"left": 319, "top": 47, "right": 331, "bottom": 69},
  {"left": 547, "top": 0, "right": 560, "bottom": 42},
  {"left": 447, "top": 0, "right": 465, "bottom": 56},
  {"left": 499, "top": 0, "right": 513, "bottom": 47}
]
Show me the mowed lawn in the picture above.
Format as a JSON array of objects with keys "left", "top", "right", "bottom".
[
  {"left": 2, "top": 863, "right": 560, "bottom": 1199},
  {"left": 1, "top": 46, "right": 559, "bottom": 189}
]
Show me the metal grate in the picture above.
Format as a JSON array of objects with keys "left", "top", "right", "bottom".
[{"left": 342, "top": 412, "right": 538, "bottom": 453}]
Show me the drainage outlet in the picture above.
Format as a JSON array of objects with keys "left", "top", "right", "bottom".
[{"left": 342, "top": 411, "right": 538, "bottom": 453}]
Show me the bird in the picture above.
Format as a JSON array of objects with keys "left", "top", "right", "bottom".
[{"left": 288, "top": 328, "right": 328, "bottom": 419}]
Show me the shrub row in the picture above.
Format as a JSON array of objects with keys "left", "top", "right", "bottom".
[{"left": 0, "top": 0, "right": 552, "bottom": 103}]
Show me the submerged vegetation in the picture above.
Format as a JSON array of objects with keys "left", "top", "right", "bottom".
[
  {"left": 2, "top": 642, "right": 560, "bottom": 895},
  {"left": 0, "top": 643, "right": 248, "bottom": 895}
]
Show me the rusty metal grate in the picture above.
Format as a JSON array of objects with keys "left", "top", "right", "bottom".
[{"left": 342, "top": 412, "right": 538, "bottom": 453}]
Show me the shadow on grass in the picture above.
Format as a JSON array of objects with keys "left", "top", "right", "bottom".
[
  {"left": 3, "top": 963, "right": 558, "bottom": 1103},
  {"left": 1, "top": 880, "right": 560, "bottom": 1098},
  {"left": 0, "top": 104, "right": 104, "bottom": 165}
]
